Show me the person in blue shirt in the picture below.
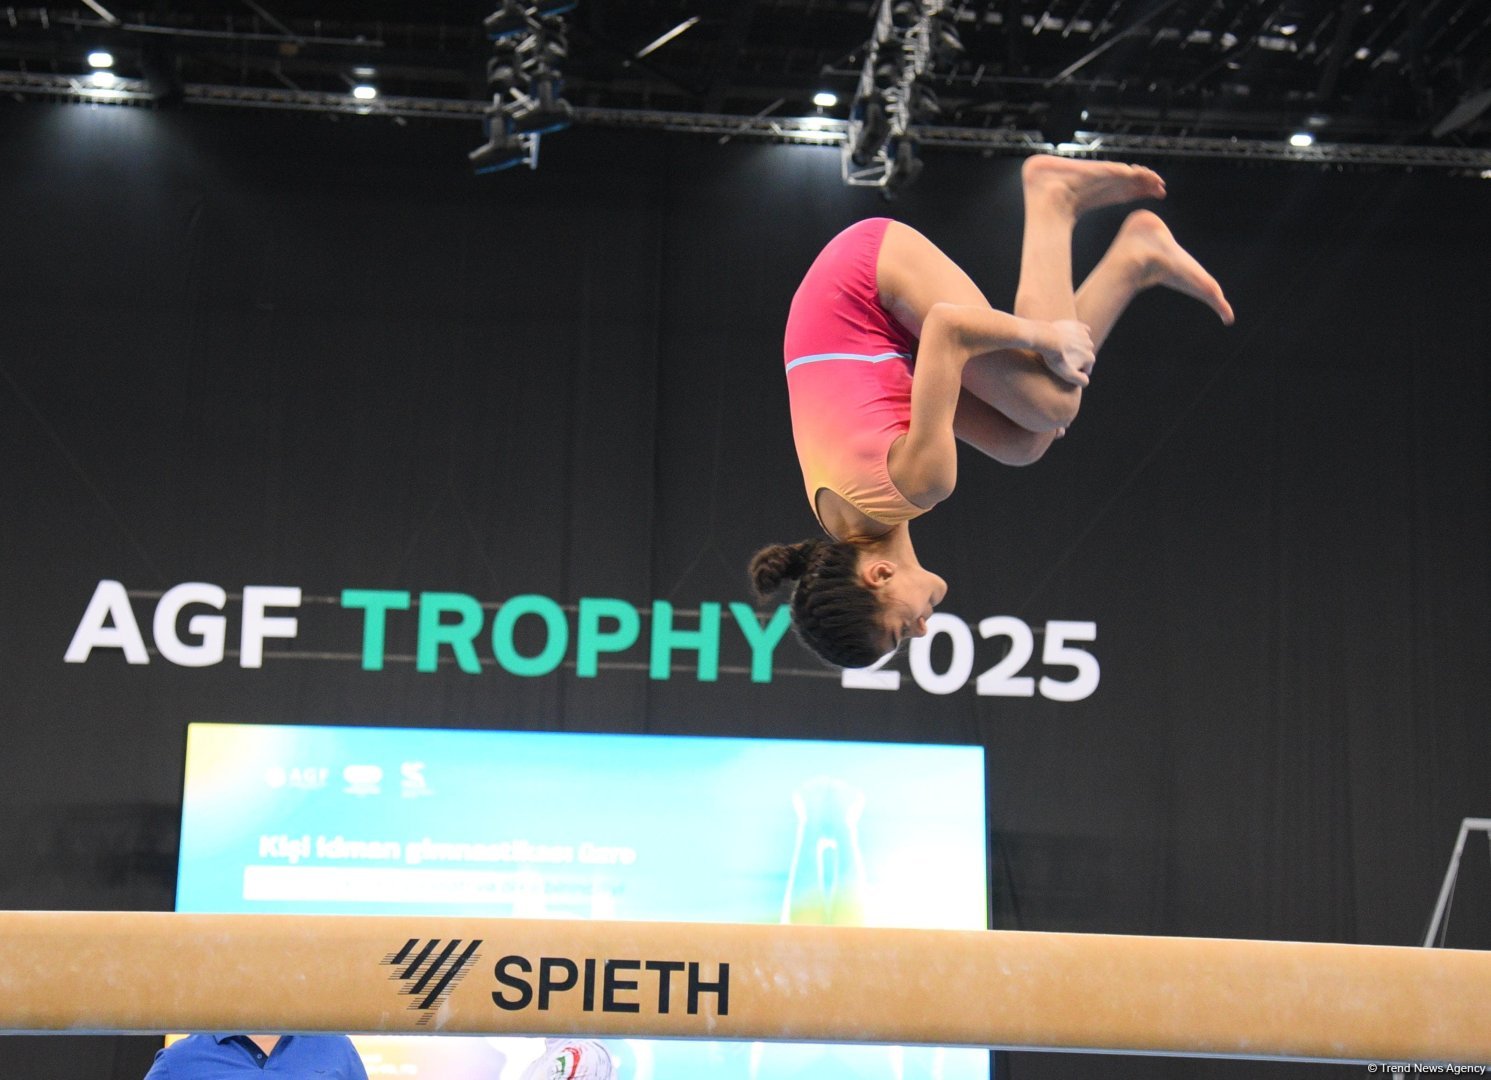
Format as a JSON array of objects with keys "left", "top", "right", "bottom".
[{"left": 143, "top": 1034, "right": 369, "bottom": 1078}]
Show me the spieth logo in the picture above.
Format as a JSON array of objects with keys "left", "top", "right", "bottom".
[{"left": 382, "top": 938, "right": 484, "bottom": 1026}]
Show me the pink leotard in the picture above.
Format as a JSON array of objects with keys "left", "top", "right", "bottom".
[{"left": 783, "top": 218, "right": 923, "bottom": 538}]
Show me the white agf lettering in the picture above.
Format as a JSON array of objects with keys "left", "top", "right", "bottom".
[
  {"left": 239, "top": 586, "right": 302, "bottom": 668},
  {"left": 64, "top": 580, "right": 149, "bottom": 664},
  {"left": 64, "top": 580, "right": 303, "bottom": 668},
  {"left": 153, "top": 582, "right": 228, "bottom": 667}
]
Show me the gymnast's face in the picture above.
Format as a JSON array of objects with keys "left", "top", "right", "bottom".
[{"left": 862, "top": 559, "right": 948, "bottom": 655}]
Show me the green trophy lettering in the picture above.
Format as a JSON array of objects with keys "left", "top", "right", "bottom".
[
  {"left": 340, "top": 589, "right": 411, "bottom": 671},
  {"left": 492, "top": 594, "right": 568, "bottom": 676},
  {"left": 416, "top": 592, "right": 484, "bottom": 674},
  {"left": 575, "top": 597, "right": 640, "bottom": 678},
  {"left": 650, "top": 601, "right": 720, "bottom": 682},
  {"left": 728, "top": 602, "right": 791, "bottom": 683}
]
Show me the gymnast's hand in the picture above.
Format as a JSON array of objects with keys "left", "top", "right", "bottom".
[{"left": 1035, "top": 319, "right": 1095, "bottom": 388}]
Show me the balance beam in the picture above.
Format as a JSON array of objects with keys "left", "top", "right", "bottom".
[{"left": 1, "top": 911, "right": 1488, "bottom": 1063}]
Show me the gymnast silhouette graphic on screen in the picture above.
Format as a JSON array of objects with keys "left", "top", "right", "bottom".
[{"left": 751, "top": 155, "right": 1233, "bottom": 669}]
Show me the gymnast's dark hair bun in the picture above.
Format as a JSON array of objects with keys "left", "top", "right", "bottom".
[
  {"left": 749, "top": 540, "right": 818, "bottom": 597},
  {"left": 745, "top": 538, "right": 884, "bottom": 669}
]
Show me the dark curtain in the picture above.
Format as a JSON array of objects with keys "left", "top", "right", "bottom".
[{"left": 2, "top": 102, "right": 1489, "bottom": 1079}]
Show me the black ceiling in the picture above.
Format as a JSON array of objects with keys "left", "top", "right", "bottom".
[{"left": 4, "top": 1, "right": 1490, "bottom": 161}]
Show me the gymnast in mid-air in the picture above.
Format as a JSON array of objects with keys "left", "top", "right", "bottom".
[{"left": 751, "top": 155, "right": 1234, "bottom": 668}]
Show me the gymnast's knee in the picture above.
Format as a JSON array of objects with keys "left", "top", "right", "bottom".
[{"left": 1028, "top": 388, "right": 1079, "bottom": 433}]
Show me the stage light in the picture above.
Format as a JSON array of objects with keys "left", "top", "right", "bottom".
[
  {"left": 473, "top": 1, "right": 574, "bottom": 175},
  {"left": 484, "top": 1, "right": 530, "bottom": 40},
  {"left": 842, "top": 0, "right": 958, "bottom": 191},
  {"left": 813, "top": 91, "right": 838, "bottom": 109},
  {"left": 537, "top": 30, "right": 569, "bottom": 62},
  {"left": 87, "top": 50, "right": 114, "bottom": 69},
  {"left": 469, "top": 106, "right": 533, "bottom": 173},
  {"left": 351, "top": 85, "right": 377, "bottom": 101},
  {"left": 509, "top": 107, "right": 572, "bottom": 136},
  {"left": 1289, "top": 132, "right": 1315, "bottom": 147},
  {"left": 487, "top": 55, "right": 521, "bottom": 92},
  {"left": 931, "top": 14, "right": 963, "bottom": 55},
  {"left": 87, "top": 70, "right": 119, "bottom": 88},
  {"left": 509, "top": 76, "right": 572, "bottom": 135},
  {"left": 469, "top": 138, "right": 531, "bottom": 174}
]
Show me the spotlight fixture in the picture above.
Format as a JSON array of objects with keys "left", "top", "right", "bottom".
[
  {"left": 930, "top": 9, "right": 963, "bottom": 56},
  {"left": 469, "top": 136, "right": 533, "bottom": 174},
  {"left": 484, "top": 0, "right": 531, "bottom": 40},
  {"left": 1289, "top": 132, "right": 1315, "bottom": 148},
  {"left": 351, "top": 84, "right": 377, "bottom": 101},
  {"left": 473, "top": 2, "right": 577, "bottom": 174},
  {"left": 842, "top": 0, "right": 954, "bottom": 193},
  {"left": 508, "top": 75, "right": 572, "bottom": 135},
  {"left": 87, "top": 50, "right": 114, "bottom": 69},
  {"left": 469, "top": 106, "right": 536, "bottom": 173},
  {"left": 813, "top": 91, "right": 839, "bottom": 109}
]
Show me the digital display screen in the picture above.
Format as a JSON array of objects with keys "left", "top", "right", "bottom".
[{"left": 177, "top": 722, "right": 990, "bottom": 1078}]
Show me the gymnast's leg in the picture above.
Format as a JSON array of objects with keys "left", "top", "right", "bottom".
[
  {"left": 877, "top": 158, "right": 1231, "bottom": 463},
  {"left": 879, "top": 156, "right": 1167, "bottom": 434},
  {"left": 1076, "top": 207, "right": 1233, "bottom": 345},
  {"left": 953, "top": 207, "right": 1234, "bottom": 463}
]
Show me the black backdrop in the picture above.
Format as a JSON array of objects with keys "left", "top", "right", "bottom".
[{"left": 2, "top": 102, "right": 1490, "bottom": 1079}]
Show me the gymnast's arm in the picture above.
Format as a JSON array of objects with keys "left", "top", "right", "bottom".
[
  {"left": 890, "top": 302, "right": 1034, "bottom": 506},
  {"left": 891, "top": 303, "right": 1094, "bottom": 504}
]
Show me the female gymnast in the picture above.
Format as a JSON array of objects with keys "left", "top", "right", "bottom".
[{"left": 751, "top": 155, "right": 1234, "bottom": 668}]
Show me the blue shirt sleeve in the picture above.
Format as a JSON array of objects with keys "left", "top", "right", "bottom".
[
  {"left": 341, "top": 1037, "right": 370, "bottom": 1080},
  {"left": 140, "top": 1047, "right": 171, "bottom": 1080}
]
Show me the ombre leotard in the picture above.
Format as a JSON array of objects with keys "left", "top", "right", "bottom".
[{"left": 783, "top": 218, "right": 924, "bottom": 539}]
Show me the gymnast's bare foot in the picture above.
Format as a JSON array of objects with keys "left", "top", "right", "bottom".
[
  {"left": 1022, "top": 154, "right": 1167, "bottom": 217},
  {"left": 1118, "top": 209, "right": 1235, "bottom": 325}
]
